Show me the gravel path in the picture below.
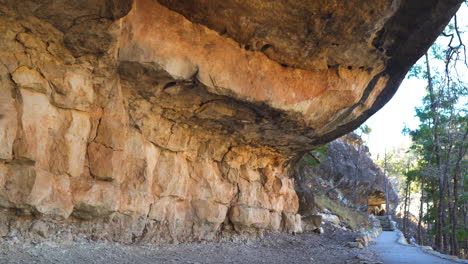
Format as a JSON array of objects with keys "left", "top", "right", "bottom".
[
  {"left": 0, "top": 225, "right": 382, "bottom": 264},
  {"left": 370, "top": 231, "right": 459, "bottom": 264}
]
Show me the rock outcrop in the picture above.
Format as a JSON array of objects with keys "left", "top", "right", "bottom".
[
  {"left": 0, "top": 0, "right": 461, "bottom": 242},
  {"left": 295, "top": 133, "right": 399, "bottom": 216}
]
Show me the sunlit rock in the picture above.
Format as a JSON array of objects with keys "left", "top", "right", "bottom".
[{"left": 0, "top": 0, "right": 461, "bottom": 242}]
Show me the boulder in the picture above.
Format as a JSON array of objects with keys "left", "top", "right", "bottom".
[
  {"left": 320, "top": 213, "right": 341, "bottom": 226},
  {"left": 302, "top": 215, "right": 322, "bottom": 232}
]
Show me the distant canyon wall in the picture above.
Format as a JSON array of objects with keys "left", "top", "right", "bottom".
[{"left": 295, "top": 134, "right": 399, "bottom": 218}]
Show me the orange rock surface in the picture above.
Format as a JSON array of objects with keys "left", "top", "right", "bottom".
[{"left": 0, "top": 0, "right": 461, "bottom": 242}]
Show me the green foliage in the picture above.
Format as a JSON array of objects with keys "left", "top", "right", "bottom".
[
  {"left": 313, "top": 145, "right": 329, "bottom": 157},
  {"left": 301, "top": 144, "right": 329, "bottom": 167},
  {"left": 404, "top": 169, "right": 418, "bottom": 183},
  {"left": 407, "top": 64, "right": 422, "bottom": 79},
  {"left": 423, "top": 205, "right": 437, "bottom": 224},
  {"left": 302, "top": 153, "right": 319, "bottom": 167},
  {"left": 457, "top": 227, "right": 468, "bottom": 243},
  {"left": 358, "top": 124, "right": 372, "bottom": 135},
  {"left": 375, "top": 149, "right": 414, "bottom": 178},
  {"left": 430, "top": 43, "right": 444, "bottom": 61},
  {"left": 396, "top": 15, "right": 467, "bottom": 251},
  {"left": 403, "top": 21, "right": 468, "bottom": 250}
]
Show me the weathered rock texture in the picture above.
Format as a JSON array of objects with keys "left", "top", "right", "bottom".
[
  {"left": 295, "top": 133, "right": 399, "bottom": 216},
  {"left": 0, "top": 0, "right": 461, "bottom": 242}
]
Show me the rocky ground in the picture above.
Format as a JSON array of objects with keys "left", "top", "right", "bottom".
[{"left": 0, "top": 224, "right": 382, "bottom": 264}]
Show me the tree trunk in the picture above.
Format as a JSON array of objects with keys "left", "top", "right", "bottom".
[
  {"left": 442, "top": 139, "right": 454, "bottom": 254},
  {"left": 418, "top": 172, "right": 425, "bottom": 245},
  {"left": 408, "top": 190, "right": 411, "bottom": 236},
  {"left": 384, "top": 151, "right": 389, "bottom": 215},
  {"left": 424, "top": 53, "right": 444, "bottom": 251},
  {"left": 442, "top": 181, "right": 449, "bottom": 254},
  {"left": 403, "top": 179, "right": 410, "bottom": 235},
  {"left": 448, "top": 176, "right": 455, "bottom": 255},
  {"left": 451, "top": 130, "right": 467, "bottom": 256},
  {"left": 433, "top": 197, "right": 440, "bottom": 249},
  {"left": 403, "top": 183, "right": 408, "bottom": 234}
]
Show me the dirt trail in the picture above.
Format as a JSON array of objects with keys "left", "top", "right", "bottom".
[{"left": 0, "top": 225, "right": 382, "bottom": 264}]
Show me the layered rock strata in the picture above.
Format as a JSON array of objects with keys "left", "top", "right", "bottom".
[{"left": 0, "top": 0, "right": 461, "bottom": 242}]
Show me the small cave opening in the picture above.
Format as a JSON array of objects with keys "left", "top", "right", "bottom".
[
  {"left": 368, "top": 204, "right": 386, "bottom": 216},
  {"left": 367, "top": 190, "right": 387, "bottom": 216}
]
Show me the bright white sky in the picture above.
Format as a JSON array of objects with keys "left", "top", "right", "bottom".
[
  {"left": 364, "top": 4, "right": 468, "bottom": 157},
  {"left": 364, "top": 78, "right": 426, "bottom": 157}
]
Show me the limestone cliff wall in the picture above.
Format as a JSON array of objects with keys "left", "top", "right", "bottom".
[{"left": 0, "top": 0, "right": 461, "bottom": 242}]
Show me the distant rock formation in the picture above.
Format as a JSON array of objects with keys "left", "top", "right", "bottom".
[
  {"left": 0, "top": 0, "right": 460, "bottom": 242},
  {"left": 295, "top": 133, "right": 399, "bottom": 217}
]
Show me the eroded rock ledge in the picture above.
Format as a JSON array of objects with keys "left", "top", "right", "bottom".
[{"left": 0, "top": 0, "right": 461, "bottom": 242}]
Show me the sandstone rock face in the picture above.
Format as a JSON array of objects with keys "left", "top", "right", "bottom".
[{"left": 0, "top": 0, "right": 460, "bottom": 242}]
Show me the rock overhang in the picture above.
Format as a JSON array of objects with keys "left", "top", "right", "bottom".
[
  {"left": 0, "top": 0, "right": 462, "bottom": 242},
  {"left": 10, "top": 0, "right": 460, "bottom": 154},
  {"left": 116, "top": 0, "right": 462, "bottom": 154}
]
